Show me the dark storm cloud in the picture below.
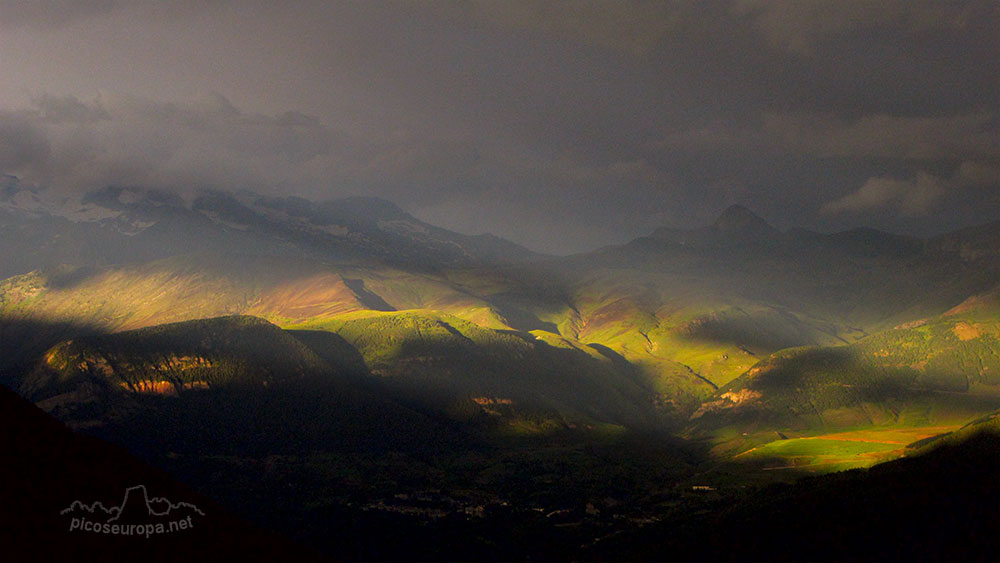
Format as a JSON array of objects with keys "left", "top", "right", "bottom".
[
  {"left": 0, "top": 111, "right": 52, "bottom": 172},
  {"left": 734, "top": 0, "right": 981, "bottom": 56},
  {"left": 761, "top": 113, "right": 999, "bottom": 161},
  {"left": 0, "top": 0, "right": 118, "bottom": 29},
  {"left": 0, "top": 1, "right": 997, "bottom": 252},
  {"left": 0, "top": 92, "right": 489, "bottom": 198}
]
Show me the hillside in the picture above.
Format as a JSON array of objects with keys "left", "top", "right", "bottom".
[
  {"left": 2, "top": 314, "right": 706, "bottom": 561},
  {"left": 568, "top": 205, "right": 999, "bottom": 332},
  {"left": 0, "top": 183, "right": 540, "bottom": 281},
  {"left": 288, "top": 309, "right": 667, "bottom": 431},
  {"left": 588, "top": 424, "right": 1000, "bottom": 562},
  {"left": 21, "top": 315, "right": 330, "bottom": 400},
  {"left": 14, "top": 316, "right": 445, "bottom": 456},
  {"left": 687, "top": 283, "right": 1000, "bottom": 455},
  {"left": 4, "top": 203, "right": 1000, "bottom": 423},
  {"left": 0, "top": 255, "right": 860, "bottom": 419},
  {"left": 0, "top": 380, "right": 317, "bottom": 561}
]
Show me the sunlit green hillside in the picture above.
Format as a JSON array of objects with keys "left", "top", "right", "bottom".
[
  {"left": 688, "top": 284, "right": 1000, "bottom": 455},
  {"left": 287, "top": 309, "right": 666, "bottom": 432}
]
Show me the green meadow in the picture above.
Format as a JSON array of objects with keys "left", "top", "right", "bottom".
[{"left": 732, "top": 426, "right": 961, "bottom": 473}]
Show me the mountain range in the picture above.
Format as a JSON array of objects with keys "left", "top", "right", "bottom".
[{"left": 3, "top": 180, "right": 1000, "bottom": 559}]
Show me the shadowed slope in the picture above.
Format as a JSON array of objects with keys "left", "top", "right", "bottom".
[
  {"left": 17, "top": 315, "right": 452, "bottom": 457},
  {"left": 589, "top": 427, "right": 1000, "bottom": 562},
  {"left": 288, "top": 310, "right": 668, "bottom": 432},
  {"left": 0, "top": 381, "right": 319, "bottom": 561}
]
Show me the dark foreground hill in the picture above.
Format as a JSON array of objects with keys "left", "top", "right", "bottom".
[
  {"left": 588, "top": 427, "right": 1000, "bottom": 562},
  {"left": 14, "top": 315, "right": 450, "bottom": 457},
  {"left": 0, "top": 382, "right": 320, "bottom": 561}
]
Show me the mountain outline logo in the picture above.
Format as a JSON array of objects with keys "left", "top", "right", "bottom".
[{"left": 62, "top": 485, "right": 204, "bottom": 538}]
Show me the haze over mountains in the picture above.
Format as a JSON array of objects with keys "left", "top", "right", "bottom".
[{"left": 3, "top": 180, "right": 1000, "bottom": 559}]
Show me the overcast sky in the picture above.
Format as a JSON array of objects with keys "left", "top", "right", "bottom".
[{"left": 0, "top": 0, "right": 997, "bottom": 253}]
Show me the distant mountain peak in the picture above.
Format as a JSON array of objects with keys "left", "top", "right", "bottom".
[
  {"left": 712, "top": 204, "right": 775, "bottom": 235},
  {"left": 645, "top": 204, "right": 779, "bottom": 247}
]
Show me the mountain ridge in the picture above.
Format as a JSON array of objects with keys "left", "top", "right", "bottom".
[
  {"left": 0, "top": 182, "right": 543, "bottom": 281},
  {"left": 3, "top": 181, "right": 1000, "bottom": 559}
]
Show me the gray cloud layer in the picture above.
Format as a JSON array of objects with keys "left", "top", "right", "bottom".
[{"left": 0, "top": 0, "right": 997, "bottom": 253}]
